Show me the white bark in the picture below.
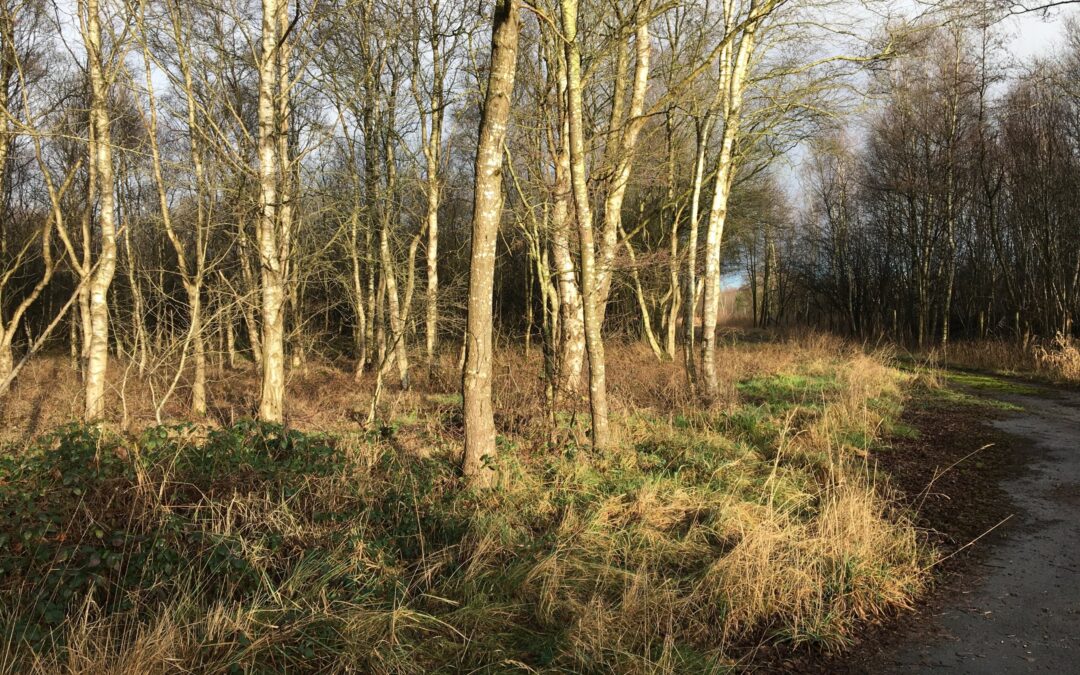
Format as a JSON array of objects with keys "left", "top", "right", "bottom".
[
  {"left": 83, "top": 0, "right": 118, "bottom": 421},
  {"left": 561, "top": 0, "right": 610, "bottom": 450},
  {"left": 701, "top": 1, "right": 759, "bottom": 400},
  {"left": 257, "top": 0, "right": 287, "bottom": 422}
]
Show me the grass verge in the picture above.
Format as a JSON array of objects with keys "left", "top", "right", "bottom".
[{"left": 1, "top": 338, "right": 928, "bottom": 673}]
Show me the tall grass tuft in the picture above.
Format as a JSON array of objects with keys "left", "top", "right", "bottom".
[{"left": 933, "top": 333, "right": 1080, "bottom": 385}]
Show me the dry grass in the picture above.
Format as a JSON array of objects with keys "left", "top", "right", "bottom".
[
  {"left": 930, "top": 333, "right": 1080, "bottom": 385},
  {"left": 0, "top": 333, "right": 928, "bottom": 673},
  {"left": 1034, "top": 333, "right": 1080, "bottom": 381}
]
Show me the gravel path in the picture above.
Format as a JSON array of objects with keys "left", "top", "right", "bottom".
[{"left": 878, "top": 385, "right": 1080, "bottom": 673}]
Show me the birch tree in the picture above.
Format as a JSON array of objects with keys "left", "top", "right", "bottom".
[
  {"left": 560, "top": 0, "right": 611, "bottom": 449},
  {"left": 0, "top": 0, "right": 71, "bottom": 392},
  {"left": 136, "top": 0, "right": 214, "bottom": 415},
  {"left": 257, "top": 0, "right": 289, "bottom": 422},
  {"left": 462, "top": 0, "right": 520, "bottom": 485},
  {"left": 410, "top": 0, "right": 461, "bottom": 367},
  {"left": 80, "top": 0, "right": 119, "bottom": 421},
  {"left": 698, "top": 0, "right": 779, "bottom": 399}
]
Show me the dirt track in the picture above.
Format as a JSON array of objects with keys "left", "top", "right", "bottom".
[{"left": 874, "top": 385, "right": 1080, "bottom": 673}]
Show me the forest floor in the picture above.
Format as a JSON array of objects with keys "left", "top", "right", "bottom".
[
  {"left": 828, "top": 374, "right": 1080, "bottom": 674},
  {"left": 2, "top": 339, "right": 1076, "bottom": 672}
]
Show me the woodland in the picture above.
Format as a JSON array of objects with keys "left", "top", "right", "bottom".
[{"left": 0, "top": 0, "right": 1078, "bottom": 670}]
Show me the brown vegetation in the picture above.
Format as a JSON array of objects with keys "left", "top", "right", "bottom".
[
  {"left": 0, "top": 0, "right": 1076, "bottom": 669},
  {"left": 925, "top": 334, "right": 1080, "bottom": 385},
  {"left": 1, "top": 335, "right": 929, "bottom": 672}
]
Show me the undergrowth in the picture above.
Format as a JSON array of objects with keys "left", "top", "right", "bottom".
[
  {"left": 0, "top": 338, "right": 928, "bottom": 673},
  {"left": 928, "top": 333, "right": 1080, "bottom": 385}
]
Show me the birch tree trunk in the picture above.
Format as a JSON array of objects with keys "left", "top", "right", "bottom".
[
  {"left": 140, "top": 17, "right": 210, "bottom": 415},
  {"left": 561, "top": 0, "right": 609, "bottom": 450},
  {"left": 380, "top": 71, "right": 410, "bottom": 389},
  {"left": 225, "top": 304, "right": 237, "bottom": 369},
  {"left": 594, "top": 5, "right": 651, "bottom": 323},
  {"left": 277, "top": 0, "right": 298, "bottom": 371},
  {"left": 3, "top": 73, "right": 84, "bottom": 394},
  {"left": 664, "top": 111, "right": 681, "bottom": 360},
  {"left": 622, "top": 225, "right": 664, "bottom": 359},
  {"left": 0, "top": 7, "right": 12, "bottom": 385},
  {"left": 941, "top": 31, "right": 962, "bottom": 348},
  {"left": 77, "top": 171, "right": 94, "bottom": 368},
  {"left": 684, "top": 114, "right": 713, "bottom": 385},
  {"left": 0, "top": 26, "right": 81, "bottom": 394},
  {"left": 349, "top": 208, "right": 369, "bottom": 379},
  {"left": 701, "top": 4, "right": 758, "bottom": 400},
  {"left": 257, "top": 0, "right": 287, "bottom": 422},
  {"left": 0, "top": 172, "right": 73, "bottom": 394},
  {"left": 178, "top": 7, "right": 212, "bottom": 413},
  {"left": 235, "top": 231, "right": 262, "bottom": 367},
  {"left": 462, "top": 0, "right": 519, "bottom": 486},
  {"left": 424, "top": 147, "right": 441, "bottom": 366},
  {"left": 381, "top": 221, "right": 410, "bottom": 387},
  {"left": 83, "top": 0, "right": 117, "bottom": 421},
  {"left": 413, "top": 4, "right": 445, "bottom": 367},
  {"left": 549, "top": 68, "right": 585, "bottom": 394},
  {"left": 121, "top": 224, "right": 148, "bottom": 374}
]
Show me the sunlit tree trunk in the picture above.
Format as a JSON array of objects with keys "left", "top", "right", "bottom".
[
  {"left": 664, "top": 110, "right": 681, "bottom": 360},
  {"left": 0, "top": 6, "right": 12, "bottom": 385},
  {"left": 234, "top": 231, "right": 263, "bottom": 368},
  {"left": 140, "top": 16, "right": 210, "bottom": 415},
  {"left": 0, "top": 164, "right": 76, "bottom": 394},
  {"left": 594, "top": 5, "right": 651, "bottom": 323},
  {"left": 121, "top": 224, "right": 148, "bottom": 374},
  {"left": 82, "top": 0, "right": 117, "bottom": 421},
  {"left": 225, "top": 305, "right": 237, "bottom": 369},
  {"left": 257, "top": 0, "right": 287, "bottom": 422},
  {"left": 381, "top": 218, "right": 410, "bottom": 387},
  {"left": 561, "top": 0, "right": 609, "bottom": 449},
  {"left": 684, "top": 115, "right": 713, "bottom": 385},
  {"left": 0, "top": 8, "right": 75, "bottom": 393},
  {"left": 549, "top": 68, "right": 585, "bottom": 394},
  {"left": 424, "top": 143, "right": 441, "bottom": 366},
  {"left": 462, "top": 0, "right": 520, "bottom": 486},
  {"left": 277, "top": 1, "right": 299, "bottom": 372},
  {"left": 701, "top": 5, "right": 758, "bottom": 400},
  {"left": 77, "top": 170, "right": 94, "bottom": 369},
  {"left": 348, "top": 207, "right": 369, "bottom": 379},
  {"left": 180, "top": 10, "right": 212, "bottom": 412},
  {"left": 411, "top": 4, "right": 446, "bottom": 367},
  {"left": 622, "top": 225, "right": 664, "bottom": 359},
  {"left": 380, "top": 71, "right": 410, "bottom": 389}
]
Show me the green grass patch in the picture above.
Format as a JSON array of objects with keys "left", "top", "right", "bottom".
[
  {"left": 736, "top": 372, "right": 841, "bottom": 410},
  {"left": 427, "top": 392, "right": 462, "bottom": 406},
  {"left": 944, "top": 371, "right": 1040, "bottom": 395},
  {"left": 922, "top": 384, "right": 1024, "bottom": 412},
  {"left": 886, "top": 421, "right": 921, "bottom": 440}
]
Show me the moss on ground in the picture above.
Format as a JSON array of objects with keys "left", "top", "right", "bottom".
[
  {"left": 921, "top": 384, "right": 1024, "bottom": 412},
  {"left": 944, "top": 371, "right": 1040, "bottom": 395}
]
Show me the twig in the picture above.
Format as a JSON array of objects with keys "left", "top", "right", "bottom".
[{"left": 927, "top": 514, "right": 1014, "bottom": 571}]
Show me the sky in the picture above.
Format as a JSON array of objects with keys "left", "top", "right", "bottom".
[
  {"left": 773, "top": 4, "right": 1080, "bottom": 205},
  {"left": 1004, "top": 6, "right": 1078, "bottom": 60}
]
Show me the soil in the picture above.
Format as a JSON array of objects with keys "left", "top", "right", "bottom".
[{"left": 817, "top": 381, "right": 1080, "bottom": 673}]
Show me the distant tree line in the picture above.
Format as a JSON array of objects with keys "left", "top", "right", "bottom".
[{"left": 776, "top": 20, "right": 1080, "bottom": 346}]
